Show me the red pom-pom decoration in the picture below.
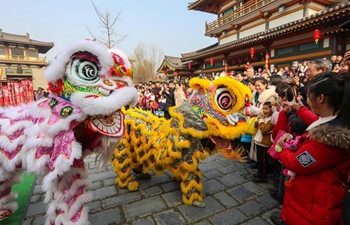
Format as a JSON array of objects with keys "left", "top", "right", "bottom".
[
  {"left": 48, "top": 79, "right": 63, "bottom": 93},
  {"left": 285, "top": 180, "right": 293, "bottom": 189}
]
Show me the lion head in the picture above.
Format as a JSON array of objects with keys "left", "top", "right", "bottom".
[
  {"left": 44, "top": 40, "right": 138, "bottom": 138},
  {"left": 187, "top": 76, "right": 251, "bottom": 156}
]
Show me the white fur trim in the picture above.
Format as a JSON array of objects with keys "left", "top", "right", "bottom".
[
  {"left": 0, "top": 193, "right": 18, "bottom": 212},
  {"left": 0, "top": 151, "right": 24, "bottom": 174},
  {"left": 0, "top": 135, "right": 26, "bottom": 152},
  {"left": 0, "top": 176, "right": 22, "bottom": 192},
  {"left": 0, "top": 119, "right": 34, "bottom": 136},
  {"left": 70, "top": 86, "right": 138, "bottom": 115},
  {"left": 45, "top": 40, "right": 113, "bottom": 83},
  {"left": 42, "top": 142, "right": 82, "bottom": 192},
  {"left": 0, "top": 98, "right": 49, "bottom": 120},
  {"left": 24, "top": 150, "right": 50, "bottom": 176},
  {"left": 44, "top": 167, "right": 92, "bottom": 225},
  {"left": 38, "top": 112, "right": 87, "bottom": 137},
  {"left": 93, "top": 136, "right": 120, "bottom": 169},
  {"left": 109, "top": 49, "right": 131, "bottom": 68},
  {"left": 0, "top": 169, "right": 15, "bottom": 182}
]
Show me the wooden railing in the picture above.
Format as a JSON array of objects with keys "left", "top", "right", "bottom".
[
  {"left": 206, "top": 0, "right": 275, "bottom": 33},
  {"left": 0, "top": 55, "right": 47, "bottom": 62}
]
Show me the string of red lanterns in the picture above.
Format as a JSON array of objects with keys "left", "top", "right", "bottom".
[{"left": 182, "top": 29, "right": 321, "bottom": 74}]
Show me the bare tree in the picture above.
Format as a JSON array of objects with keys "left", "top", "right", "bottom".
[
  {"left": 86, "top": 0, "right": 128, "bottom": 48},
  {"left": 132, "top": 43, "right": 163, "bottom": 83}
]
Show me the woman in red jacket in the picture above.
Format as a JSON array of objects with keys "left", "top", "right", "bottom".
[
  {"left": 269, "top": 83, "right": 318, "bottom": 205},
  {"left": 273, "top": 72, "right": 350, "bottom": 225}
]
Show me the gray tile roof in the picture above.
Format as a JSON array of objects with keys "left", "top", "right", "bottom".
[
  {"left": 182, "top": 1, "right": 350, "bottom": 60},
  {"left": 0, "top": 29, "right": 54, "bottom": 53}
]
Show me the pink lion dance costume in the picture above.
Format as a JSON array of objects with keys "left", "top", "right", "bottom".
[{"left": 0, "top": 40, "right": 138, "bottom": 224}]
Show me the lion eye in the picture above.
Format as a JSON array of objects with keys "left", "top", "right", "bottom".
[
  {"left": 214, "top": 86, "right": 236, "bottom": 111},
  {"left": 70, "top": 54, "right": 100, "bottom": 84}
]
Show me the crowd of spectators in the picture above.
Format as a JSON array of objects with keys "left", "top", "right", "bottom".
[
  {"left": 225, "top": 54, "right": 349, "bottom": 225},
  {"left": 134, "top": 53, "right": 347, "bottom": 120},
  {"left": 133, "top": 78, "right": 193, "bottom": 119},
  {"left": 33, "top": 87, "right": 49, "bottom": 101},
  {"left": 136, "top": 51, "right": 350, "bottom": 225}
]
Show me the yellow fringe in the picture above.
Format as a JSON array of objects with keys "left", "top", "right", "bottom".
[
  {"left": 211, "top": 76, "right": 251, "bottom": 115},
  {"left": 112, "top": 158, "right": 132, "bottom": 169},
  {"left": 182, "top": 193, "right": 203, "bottom": 205},
  {"left": 189, "top": 77, "right": 212, "bottom": 90},
  {"left": 180, "top": 179, "right": 203, "bottom": 194},
  {"left": 116, "top": 176, "right": 133, "bottom": 187},
  {"left": 169, "top": 107, "right": 210, "bottom": 139},
  {"left": 219, "top": 146, "right": 247, "bottom": 162},
  {"left": 127, "top": 181, "right": 139, "bottom": 191},
  {"left": 205, "top": 118, "right": 250, "bottom": 140},
  {"left": 115, "top": 171, "right": 131, "bottom": 180},
  {"left": 112, "top": 80, "right": 251, "bottom": 204}
]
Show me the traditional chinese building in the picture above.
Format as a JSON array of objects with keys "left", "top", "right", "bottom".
[
  {"left": 0, "top": 29, "right": 53, "bottom": 106},
  {"left": 179, "top": 0, "right": 350, "bottom": 77},
  {"left": 157, "top": 55, "right": 193, "bottom": 79}
]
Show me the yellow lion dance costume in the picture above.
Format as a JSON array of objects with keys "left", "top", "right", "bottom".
[{"left": 111, "top": 77, "right": 251, "bottom": 207}]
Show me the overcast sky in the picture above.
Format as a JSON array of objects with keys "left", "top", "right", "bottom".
[{"left": 1, "top": 0, "right": 217, "bottom": 61}]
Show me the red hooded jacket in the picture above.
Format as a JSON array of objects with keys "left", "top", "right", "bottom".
[{"left": 279, "top": 110, "right": 350, "bottom": 225}]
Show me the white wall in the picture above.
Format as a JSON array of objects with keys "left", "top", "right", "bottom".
[
  {"left": 220, "top": 34, "right": 237, "bottom": 45},
  {"left": 269, "top": 10, "right": 304, "bottom": 29},
  {"left": 32, "top": 68, "right": 47, "bottom": 90},
  {"left": 240, "top": 23, "right": 265, "bottom": 39}
]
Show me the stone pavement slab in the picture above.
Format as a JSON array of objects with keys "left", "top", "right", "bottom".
[{"left": 23, "top": 154, "right": 281, "bottom": 225}]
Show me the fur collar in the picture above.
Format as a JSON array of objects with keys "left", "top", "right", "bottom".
[
  {"left": 308, "top": 123, "right": 350, "bottom": 149},
  {"left": 258, "top": 86, "right": 276, "bottom": 105}
]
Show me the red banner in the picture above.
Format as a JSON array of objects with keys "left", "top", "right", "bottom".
[{"left": 0, "top": 79, "right": 35, "bottom": 107}]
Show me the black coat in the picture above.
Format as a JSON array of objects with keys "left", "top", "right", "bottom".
[{"left": 164, "top": 87, "right": 175, "bottom": 111}]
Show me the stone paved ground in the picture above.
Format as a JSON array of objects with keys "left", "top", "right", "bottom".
[{"left": 23, "top": 154, "right": 282, "bottom": 225}]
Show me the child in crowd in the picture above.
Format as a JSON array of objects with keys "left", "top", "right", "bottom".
[
  {"left": 156, "top": 95, "right": 166, "bottom": 117},
  {"left": 253, "top": 101, "right": 274, "bottom": 183},
  {"left": 138, "top": 91, "right": 147, "bottom": 110},
  {"left": 149, "top": 100, "right": 158, "bottom": 115}
]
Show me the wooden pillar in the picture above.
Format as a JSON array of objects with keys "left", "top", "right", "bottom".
[
  {"left": 224, "top": 53, "right": 229, "bottom": 73},
  {"left": 340, "top": 32, "right": 347, "bottom": 56},
  {"left": 331, "top": 34, "right": 338, "bottom": 55},
  {"left": 263, "top": 41, "right": 273, "bottom": 70},
  {"left": 5, "top": 43, "right": 9, "bottom": 60},
  {"left": 233, "top": 24, "right": 241, "bottom": 40},
  {"left": 300, "top": 0, "right": 311, "bottom": 17},
  {"left": 263, "top": 12, "right": 271, "bottom": 30}
]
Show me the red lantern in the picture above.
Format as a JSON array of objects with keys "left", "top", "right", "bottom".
[
  {"left": 210, "top": 57, "right": 214, "bottom": 66},
  {"left": 188, "top": 62, "right": 192, "bottom": 69},
  {"left": 265, "top": 52, "right": 270, "bottom": 70},
  {"left": 250, "top": 47, "right": 255, "bottom": 59},
  {"left": 313, "top": 29, "right": 321, "bottom": 44},
  {"left": 158, "top": 75, "right": 161, "bottom": 79},
  {"left": 174, "top": 71, "right": 178, "bottom": 77}
]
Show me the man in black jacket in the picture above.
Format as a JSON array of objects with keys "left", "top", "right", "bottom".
[
  {"left": 164, "top": 81, "right": 175, "bottom": 119},
  {"left": 293, "top": 58, "right": 331, "bottom": 108}
]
